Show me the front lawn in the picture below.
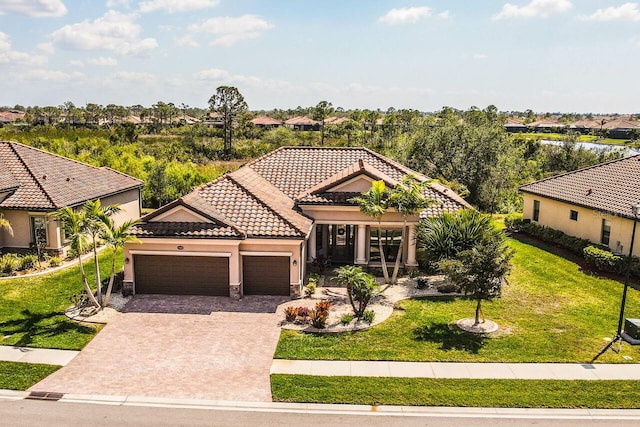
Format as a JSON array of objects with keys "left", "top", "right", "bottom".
[
  {"left": 275, "top": 238, "right": 640, "bottom": 363},
  {"left": 0, "top": 361, "right": 60, "bottom": 390},
  {"left": 271, "top": 375, "right": 640, "bottom": 408},
  {"left": 0, "top": 249, "right": 119, "bottom": 350}
]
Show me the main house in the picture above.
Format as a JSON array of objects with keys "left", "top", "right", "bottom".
[
  {"left": 0, "top": 141, "right": 143, "bottom": 255},
  {"left": 520, "top": 154, "right": 640, "bottom": 257},
  {"left": 124, "top": 147, "right": 470, "bottom": 298}
]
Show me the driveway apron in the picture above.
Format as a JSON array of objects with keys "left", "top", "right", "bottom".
[{"left": 30, "top": 295, "right": 285, "bottom": 402}]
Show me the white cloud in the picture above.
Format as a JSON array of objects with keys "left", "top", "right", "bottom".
[
  {"left": 0, "top": 0, "right": 66, "bottom": 17},
  {"left": 69, "top": 59, "right": 84, "bottom": 67},
  {"left": 578, "top": 3, "right": 640, "bottom": 22},
  {"left": 106, "top": 0, "right": 129, "bottom": 8},
  {"left": 49, "top": 10, "right": 158, "bottom": 57},
  {"left": 0, "top": 32, "right": 47, "bottom": 66},
  {"left": 113, "top": 71, "right": 156, "bottom": 82},
  {"left": 493, "top": 0, "right": 572, "bottom": 20},
  {"left": 193, "top": 68, "right": 230, "bottom": 80},
  {"left": 175, "top": 34, "right": 199, "bottom": 47},
  {"left": 379, "top": 7, "right": 432, "bottom": 25},
  {"left": 473, "top": 53, "right": 489, "bottom": 60},
  {"left": 188, "top": 15, "right": 274, "bottom": 46},
  {"left": 139, "top": 0, "right": 219, "bottom": 13},
  {"left": 193, "top": 68, "right": 290, "bottom": 90},
  {"left": 37, "top": 42, "right": 54, "bottom": 54},
  {"left": 21, "top": 69, "right": 84, "bottom": 82},
  {"left": 87, "top": 56, "right": 117, "bottom": 66},
  {"left": 437, "top": 10, "right": 450, "bottom": 20}
]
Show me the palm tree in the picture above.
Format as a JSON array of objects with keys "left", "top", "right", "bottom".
[
  {"left": 386, "top": 176, "right": 434, "bottom": 284},
  {"left": 98, "top": 217, "right": 140, "bottom": 308},
  {"left": 81, "top": 200, "right": 121, "bottom": 307},
  {"left": 52, "top": 207, "right": 100, "bottom": 308},
  {"left": 350, "top": 180, "right": 390, "bottom": 284}
]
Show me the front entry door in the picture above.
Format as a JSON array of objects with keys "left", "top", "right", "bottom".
[{"left": 329, "top": 224, "right": 355, "bottom": 264}]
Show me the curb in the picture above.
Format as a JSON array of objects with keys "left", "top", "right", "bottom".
[{"left": 2, "top": 389, "right": 640, "bottom": 419}]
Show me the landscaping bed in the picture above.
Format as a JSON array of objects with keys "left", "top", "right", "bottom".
[
  {"left": 275, "top": 238, "right": 640, "bottom": 363},
  {"left": 271, "top": 375, "right": 640, "bottom": 408}
]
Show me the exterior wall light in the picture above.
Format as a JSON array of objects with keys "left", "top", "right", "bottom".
[{"left": 177, "top": 245, "right": 184, "bottom": 250}]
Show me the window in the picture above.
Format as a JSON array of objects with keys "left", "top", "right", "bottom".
[
  {"left": 30, "top": 216, "right": 47, "bottom": 246},
  {"left": 370, "top": 229, "right": 402, "bottom": 262},
  {"left": 601, "top": 219, "right": 611, "bottom": 246},
  {"left": 570, "top": 210, "right": 578, "bottom": 221},
  {"left": 533, "top": 200, "right": 540, "bottom": 222}
]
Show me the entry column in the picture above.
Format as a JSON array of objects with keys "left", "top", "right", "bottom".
[
  {"left": 307, "top": 225, "right": 317, "bottom": 262},
  {"left": 355, "top": 224, "right": 367, "bottom": 265},
  {"left": 406, "top": 224, "right": 418, "bottom": 267}
]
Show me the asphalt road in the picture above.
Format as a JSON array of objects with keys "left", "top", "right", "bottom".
[{"left": 3, "top": 400, "right": 640, "bottom": 427}]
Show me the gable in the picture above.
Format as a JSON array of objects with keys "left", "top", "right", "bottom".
[
  {"left": 150, "top": 205, "right": 213, "bottom": 223},
  {"left": 327, "top": 175, "right": 374, "bottom": 193}
]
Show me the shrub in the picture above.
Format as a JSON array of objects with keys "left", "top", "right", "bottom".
[
  {"left": 415, "top": 277, "right": 429, "bottom": 289},
  {"left": 18, "top": 254, "right": 38, "bottom": 271},
  {"left": 520, "top": 222, "right": 596, "bottom": 255},
  {"left": 437, "top": 282, "right": 460, "bottom": 294},
  {"left": 284, "top": 306, "right": 299, "bottom": 322},
  {"left": 362, "top": 309, "right": 375, "bottom": 324},
  {"left": 315, "top": 300, "right": 332, "bottom": 313},
  {"left": 340, "top": 313, "right": 354, "bottom": 325},
  {"left": 0, "top": 253, "right": 20, "bottom": 275},
  {"left": 309, "top": 308, "right": 329, "bottom": 329},
  {"left": 304, "top": 281, "right": 316, "bottom": 298},
  {"left": 583, "top": 246, "right": 623, "bottom": 273},
  {"left": 296, "top": 306, "right": 310, "bottom": 319},
  {"left": 48, "top": 256, "right": 62, "bottom": 267},
  {"left": 504, "top": 212, "right": 524, "bottom": 230}
]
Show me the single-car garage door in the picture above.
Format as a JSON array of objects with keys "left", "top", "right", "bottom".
[
  {"left": 243, "top": 256, "right": 290, "bottom": 296},
  {"left": 134, "top": 255, "right": 229, "bottom": 296}
]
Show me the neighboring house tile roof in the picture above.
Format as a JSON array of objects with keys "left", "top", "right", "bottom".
[
  {"left": 0, "top": 141, "right": 143, "bottom": 211},
  {"left": 284, "top": 116, "right": 319, "bottom": 126},
  {"left": 520, "top": 154, "right": 640, "bottom": 219},
  {"left": 251, "top": 116, "right": 282, "bottom": 126},
  {"left": 139, "top": 147, "right": 470, "bottom": 239}
]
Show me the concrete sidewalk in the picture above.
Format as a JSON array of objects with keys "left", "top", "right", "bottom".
[
  {"left": 0, "top": 346, "right": 78, "bottom": 366},
  {"left": 271, "top": 359, "right": 640, "bottom": 380}
]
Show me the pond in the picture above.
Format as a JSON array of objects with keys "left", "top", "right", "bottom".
[{"left": 541, "top": 139, "right": 640, "bottom": 156}]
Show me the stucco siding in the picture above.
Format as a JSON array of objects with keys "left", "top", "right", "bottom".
[
  {"left": 101, "top": 188, "right": 141, "bottom": 227},
  {"left": 523, "top": 194, "right": 640, "bottom": 257}
]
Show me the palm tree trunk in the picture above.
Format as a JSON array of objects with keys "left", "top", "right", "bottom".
[
  {"left": 390, "top": 226, "right": 406, "bottom": 284},
  {"left": 78, "top": 255, "right": 100, "bottom": 308},
  {"left": 92, "top": 237, "right": 102, "bottom": 308},
  {"left": 377, "top": 222, "right": 390, "bottom": 284},
  {"left": 103, "top": 251, "right": 117, "bottom": 308}
]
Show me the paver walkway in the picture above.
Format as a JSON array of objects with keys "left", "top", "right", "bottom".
[
  {"left": 0, "top": 346, "right": 78, "bottom": 366},
  {"left": 271, "top": 359, "right": 640, "bottom": 380}
]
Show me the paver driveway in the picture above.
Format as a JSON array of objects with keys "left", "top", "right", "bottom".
[{"left": 31, "top": 295, "right": 287, "bottom": 402}]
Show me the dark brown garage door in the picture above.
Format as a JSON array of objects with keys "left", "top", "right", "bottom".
[
  {"left": 243, "top": 256, "right": 290, "bottom": 295},
  {"left": 134, "top": 255, "right": 229, "bottom": 296}
]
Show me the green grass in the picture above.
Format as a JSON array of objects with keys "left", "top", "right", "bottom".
[
  {"left": 0, "top": 249, "right": 120, "bottom": 350},
  {"left": 275, "top": 238, "right": 640, "bottom": 363},
  {"left": 271, "top": 375, "right": 640, "bottom": 408},
  {"left": 516, "top": 132, "right": 630, "bottom": 145},
  {"left": 0, "top": 361, "right": 60, "bottom": 390}
]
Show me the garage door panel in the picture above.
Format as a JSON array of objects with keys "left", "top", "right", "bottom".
[
  {"left": 134, "top": 255, "right": 229, "bottom": 296},
  {"left": 243, "top": 256, "right": 290, "bottom": 296}
]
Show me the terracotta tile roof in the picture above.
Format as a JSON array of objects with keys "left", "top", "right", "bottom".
[
  {"left": 251, "top": 116, "right": 282, "bottom": 126},
  {"left": 528, "top": 120, "right": 566, "bottom": 128},
  {"left": 520, "top": 154, "right": 640, "bottom": 219},
  {"left": 601, "top": 118, "right": 640, "bottom": 130},
  {"left": 139, "top": 147, "right": 470, "bottom": 239},
  {"left": 130, "top": 221, "right": 240, "bottom": 239},
  {"left": 0, "top": 141, "right": 143, "bottom": 211},
  {"left": 284, "top": 116, "right": 319, "bottom": 126},
  {"left": 324, "top": 117, "right": 349, "bottom": 125}
]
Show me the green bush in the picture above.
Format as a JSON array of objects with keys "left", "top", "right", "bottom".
[
  {"left": 362, "top": 309, "right": 375, "bottom": 324},
  {"left": 520, "top": 222, "right": 596, "bottom": 255},
  {"left": 48, "top": 256, "right": 62, "bottom": 267},
  {"left": 18, "top": 254, "right": 38, "bottom": 271},
  {"left": 340, "top": 313, "right": 354, "bottom": 325},
  {"left": 583, "top": 246, "right": 623, "bottom": 273},
  {"left": 504, "top": 212, "right": 524, "bottom": 230},
  {"left": 304, "top": 281, "right": 316, "bottom": 298},
  {"left": 0, "top": 253, "right": 20, "bottom": 275}
]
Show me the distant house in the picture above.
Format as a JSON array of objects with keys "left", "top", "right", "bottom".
[
  {"left": 569, "top": 118, "right": 604, "bottom": 134},
  {"left": 284, "top": 116, "right": 320, "bottom": 131},
  {"left": 601, "top": 118, "right": 640, "bottom": 139},
  {"left": 504, "top": 118, "right": 527, "bottom": 133},
  {"left": 203, "top": 112, "right": 225, "bottom": 128},
  {"left": 520, "top": 155, "right": 640, "bottom": 256},
  {"left": 527, "top": 119, "right": 566, "bottom": 133},
  {"left": 0, "top": 110, "right": 25, "bottom": 124},
  {"left": 251, "top": 116, "right": 282, "bottom": 129},
  {"left": 0, "top": 141, "right": 143, "bottom": 255},
  {"left": 324, "top": 117, "right": 350, "bottom": 126}
]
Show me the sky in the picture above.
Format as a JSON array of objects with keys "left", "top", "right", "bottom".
[{"left": 0, "top": 0, "right": 639, "bottom": 113}]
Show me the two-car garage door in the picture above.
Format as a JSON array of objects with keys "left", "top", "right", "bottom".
[
  {"left": 133, "top": 254, "right": 290, "bottom": 296},
  {"left": 134, "top": 255, "right": 230, "bottom": 296}
]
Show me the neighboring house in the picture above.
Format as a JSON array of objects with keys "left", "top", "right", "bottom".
[
  {"left": 284, "top": 116, "right": 320, "bottom": 131},
  {"left": 251, "top": 116, "right": 282, "bottom": 129},
  {"left": 527, "top": 119, "right": 566, "bottom": 133},
  {"left": 504, "top": 118, "right": 527, "bottom": 133},
  {"left": 0, "top": 141, "right": 143, "bottom": 255},
  {"left": 520, "top": 155, "right": 640, "bottom": 257},
  {"left": 124, "top": 147, "right": 470, "bottom": 299}
]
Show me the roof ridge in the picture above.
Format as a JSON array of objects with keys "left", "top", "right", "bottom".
[
  {"left": 6, "top": 142, "right": 57, "bottom": 209},
  {"left": 520, "top": 154, "right": 640, "bottom": 189},
  {"left": 361, "top": 147, "right": 430, "bottom": 181},
  {"left": 226, "top": 174, "right": 305, "bottom": 237}
]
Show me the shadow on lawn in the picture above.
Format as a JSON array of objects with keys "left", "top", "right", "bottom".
[
  {"left": 0, "top": 309, "right": 94, "bottom": 348},
  {"left": 413, "top": 322, "right": 488, "bottom": 354}
]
